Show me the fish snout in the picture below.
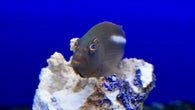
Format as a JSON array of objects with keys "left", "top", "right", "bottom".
[{"left": 72, "top": 52, "right": 89, "bottom": 66}]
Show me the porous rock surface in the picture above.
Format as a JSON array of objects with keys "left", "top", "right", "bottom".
[{"left": 33, "top": 39, "right": 156, "bottom": 110}]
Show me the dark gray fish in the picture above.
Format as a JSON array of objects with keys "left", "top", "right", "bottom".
[{"left": 71, "top": 22, "right": 126, "bottom": 77}]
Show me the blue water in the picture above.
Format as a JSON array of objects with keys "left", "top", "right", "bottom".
[{"left": 0, "top": 0, "right": 195, "bottom": 107}]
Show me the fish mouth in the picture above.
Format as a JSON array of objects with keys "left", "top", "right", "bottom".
[
  {"left": 72, "top": 53, "right": 81, "bottom": 66},
  {"left": 72, "top": 58, "right": 89, "bottom": 66},
  {"left": 72, "top": 53, "right": 89, "bottom": 66},
  {"left": 72, "top": 59, "right": 80, "bottom": 65}
]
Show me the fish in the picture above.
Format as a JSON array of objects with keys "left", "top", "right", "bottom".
[{"left": 71, "top": 21, "right": 126, "bottom": 77}]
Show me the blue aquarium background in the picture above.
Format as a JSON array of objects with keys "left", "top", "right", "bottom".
[{"left": 0, "top": 0, "right": 195, "bottom": 108}]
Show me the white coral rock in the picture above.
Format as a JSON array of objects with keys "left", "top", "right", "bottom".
[{"left": 33, "top": 39, "right": 156, "bottom": 110}]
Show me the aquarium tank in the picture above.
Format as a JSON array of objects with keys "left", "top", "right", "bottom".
[{"left": 0, "top": 0, "right": 195, "bottom": 110}]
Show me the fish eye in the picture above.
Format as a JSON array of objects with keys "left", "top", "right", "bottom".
[
  {"left": 90, "top": 44, "right": 96, "bottom": 50},
  {"left": 89, "top": 38, "right": 99, "bottom": 54}
]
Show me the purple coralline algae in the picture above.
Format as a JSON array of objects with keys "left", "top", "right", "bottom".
[{"left": 103, "top": 73, "right": 155, "bottom": 110}]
